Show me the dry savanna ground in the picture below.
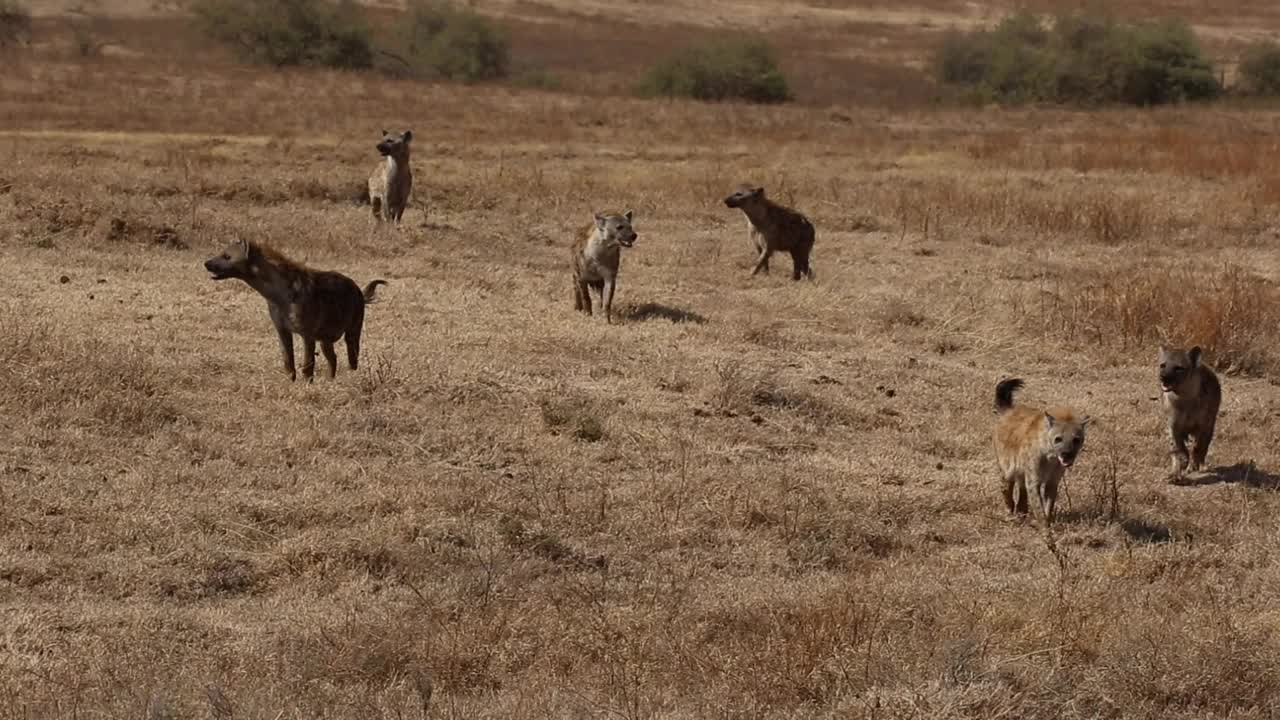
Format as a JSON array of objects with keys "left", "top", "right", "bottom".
[{"left": 6, "top": 2, "right": 1280, "bottom": 719}]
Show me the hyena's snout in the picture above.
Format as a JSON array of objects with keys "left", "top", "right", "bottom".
[
  {"left": 204, "top": 255, "right": 237, "bottom": 280},
  {"left": 618, "top": 229, "right": 637, "bottom": 247},
  {"left": 1057, "top": 439, "right": 1084, "bottom": 468}
]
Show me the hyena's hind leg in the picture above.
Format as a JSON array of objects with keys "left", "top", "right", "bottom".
[
  {"left": 789, "top": 246, "right": 814, "bottom": 281},
  {"left": 345, "top": 305, "right": 365, "bottom": 370},
  {"left": 1002, "top": 471, "right": 1026, "bottom": 516},
  {"left": 320, "top": 341, "right": 339, "bottom": 379}
]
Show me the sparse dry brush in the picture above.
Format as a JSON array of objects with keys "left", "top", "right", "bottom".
[
  {"left": 1039, "top": 264, "right": 1280, "bottom": 375},
  {"left": 5, "top": 3, "right": 1280, "bottom": 719}
]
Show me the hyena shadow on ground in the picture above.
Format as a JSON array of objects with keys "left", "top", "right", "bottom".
[
  {"left": 1174, "top": 462, "right": 1280, "bottom": 490},
  {"left": 618, "top": 302, "right": 708, "bottom": 325},
  {"left": 1052, "top": 509, "right": 1174, "bottom": 543}
]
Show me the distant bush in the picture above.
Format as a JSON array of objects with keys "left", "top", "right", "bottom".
[
  {"left": 191, "top": 0, "right": 374, "bottom": 69},
  {"left": 399, "top": 0, "right": 509, "bottom": 82},
  {"left": 639, "top": 36, "right": 792, "bottom": 104},
  {"left": 935, "top": 11, "right": 1220, "bottom": 106},
  {"left": 0, "top": 0, "right": 32, "bottom": 49},
  {"left": 1239, "top": 42, "right": 1280, "bottom": 96}
]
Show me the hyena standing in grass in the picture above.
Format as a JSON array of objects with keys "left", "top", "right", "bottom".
[
  {"left": 366, "top": 129, "right": 413, "bottom": 224},
  {"left": 723, "top": 185, "right": 815, "bottom": 281},
  {"left": 1159, "top": 346, "right": 1222, "bottom": 480},
  {"left": 571, "top": 210, "right": 638, "bottom": 324},
  {"left": 992, "top": 379, "right": 1090, "bottom": 526},
  {"left": 204, "top": 238, "right": 387, "bottom": 382}
]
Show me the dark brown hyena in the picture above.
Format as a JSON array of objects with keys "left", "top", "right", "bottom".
[
  {"left": 204, "top": 238, "right": 387, "bottom": 381},
  {"left": 723, "top": 185, "right": 815, "bottom": 281},
  {"left": 1159, "top": 346, "right": 1223, "bottom": 479}
]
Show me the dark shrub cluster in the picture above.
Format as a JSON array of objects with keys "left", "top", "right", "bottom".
[
  {"left": 936, "top": 11, "right": 1220, "bottom": 106},
  {"left": 1239, "top": 42, "right": 1280, "bottom": 96},
  {"left": 0, "top": 0, "right": 31, "bottom": 49},
  {"left": 191, "top": 0, "right": 510, "bottom": 81},
  {"left": 639, "top": 36, "right": 792, "bottom": 104},
  {"left": 191, "top": 0, "right": 375, "bottom": 69},
  {"left": 398, "top": 0, "right": 509, "bottom": 82}
]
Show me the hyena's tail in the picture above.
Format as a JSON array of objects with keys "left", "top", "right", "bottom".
[
  {"left": 994, "top": 378, "right": 1024, "bottom": 413},
  {"left": 363, "top": 280, "right": 388, "bottom": 303}
]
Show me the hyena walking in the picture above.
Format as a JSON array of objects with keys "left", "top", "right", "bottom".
[
  {"left": 723, "top": 185, "right": 815, "bottom": 281},
  {"left": 992, "top": 379, "right": 1090, "bottom": 526},
  {"left": 1159, "top": 346, "right": 1222, "bottom": 479},
  {"left": 367, "top": 129, "right": 413, "bottom": 224},
  {"left": 204, "top": 238, "right": 387, "bottom": 382},
  {"left": 571, "top": 210, "right": 638, "bottom": 324}
]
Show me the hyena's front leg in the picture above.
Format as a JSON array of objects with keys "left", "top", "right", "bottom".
[
  {"left": 602, "top": 278, "right": 616, "bottom": 325},
  {"left": 1191, "top": 421, "right": 1216, "bottom": 472},
  {"left": 1169, "top": 429, "right": 1191, "bottom": 478},
  {"left": 301, "top": 336, "right": 317, "bottom": 383},
  {"left": 274, "top": 324, "right": 296, "bottom": 382},
  {"left": 1041, "top": 476, "right": 1059, "bottom": 526},
  {"left": 751, "top": 247, "right": 773, "bottom": 276},
  {"left": 1026, "top": 475, "right": 1049, "bottom": 523},
  {"left": 578, "top": 281, "right": 593, "bottom": 316}
]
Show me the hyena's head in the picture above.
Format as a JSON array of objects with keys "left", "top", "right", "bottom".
[
  {"left": 376, "top": 129, "right": 413, "bottom": 160},
  {"left": 724, "top": 185, "right": 765, "bottom": 209},
  {"left": 204, "top": 238, "right": 255, "bottom": 281},
  {"left": 594, "top": 210, "right": 637, "bottom": 248},
  {"left": 1158, "top": 346, "right": 1202, "bottom": 393},
  {"left": 1043, "top": 411, "right": 1089, "bottom": 469}
]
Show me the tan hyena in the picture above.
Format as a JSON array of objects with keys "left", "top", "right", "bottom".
[
  {"left": 1159, "top": 346, "right": 1222, "bottom": 479},
  {"left": 368, "top": 129, "right": 413, "bottom": 224},
  {"left": 723, "top": 185, "right": 815, "bottom": 281},
  {"left": 992, "top": 378, "right": 1090, "bottom": 526},
  {"left": 204, "top": 238, "right": 387, "bottom": 382},
  {"left": 571, "top": 210, "right": 638, "bottom": 324}
]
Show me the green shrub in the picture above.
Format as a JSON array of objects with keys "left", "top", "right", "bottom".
[
  {"left": 639, "top": 36, "right": 792, "bottom": 104},
  {"left": 400, "top": 0, "right": 509, "bottom": 82},
  {"left": 1120, "top": 20, "right": 1220, "bottom": 104},
  {"left": 191, "top": 0, "right": 374, "bottom": 69},
  {"left": 0, "top": 0, "right": 31, "bottom": 49},
  {"left": 935, "top": 11, "right": 1220, "bottom": 106},
  {"left": 1239, "top": 42, "right": 1280, "bottom": 96}
]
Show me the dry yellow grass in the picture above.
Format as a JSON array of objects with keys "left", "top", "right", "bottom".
[{"left": 5, "top": 3, "right": 1280, "bottom": 719}]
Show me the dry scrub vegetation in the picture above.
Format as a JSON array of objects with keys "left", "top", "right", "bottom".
[{"left": 5, "top": 3, "right": 1280, "bottom": 719}]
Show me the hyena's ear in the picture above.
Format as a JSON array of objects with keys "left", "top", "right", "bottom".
[
  {"left": 594, "top": 213, "right": 607, "bottom": 230},
  {"left": 403, "top": 130, "right": 413, "bottom": 142},
  {"left": 1081, "top": 415, "right": 1092, "bottom": 428},
  {"left": 1189, "top": 346, "right": 1202, "bottom": 367},
  {"left": 381, "top": 128, "right": 388, "bottom": 136},
  {"left": 1043, "top": 412, "right": 1056, "bottom": 430},
  {"left": 623, "top": 209, "right": 634, "bottom": 223},
  {"left": 753, "top": 186, "right": 766, "bottom": 197}
]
